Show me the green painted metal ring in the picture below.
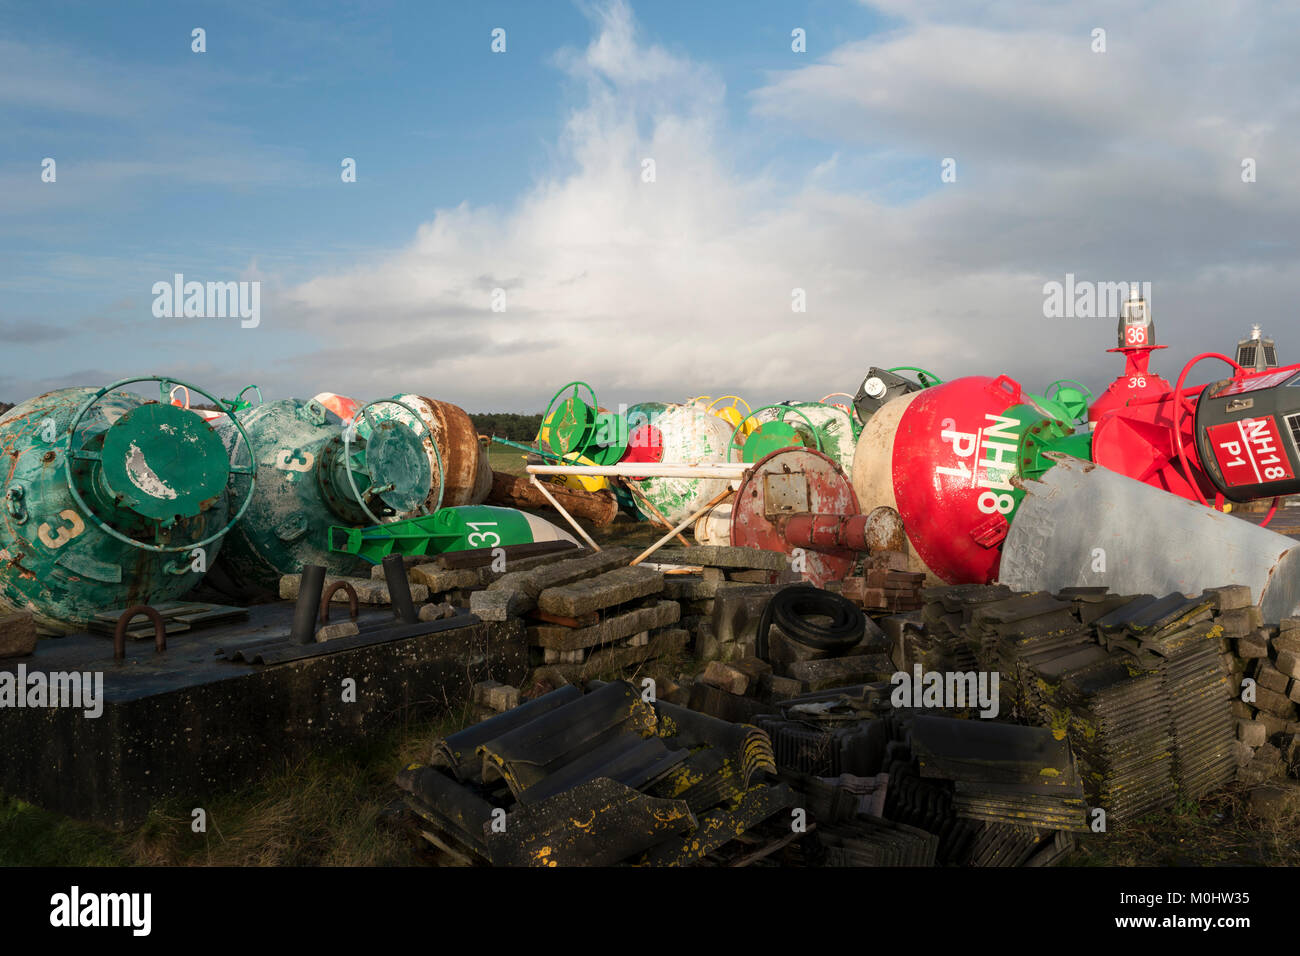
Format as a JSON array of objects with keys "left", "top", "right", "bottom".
[
  {"left": 887, "top": 366, "right": 944, "bottom": 388},
  {"left": 539, "top": 381, "right": 599, "bottom": 458},
  {"left": 63, "top": 375, "right": 258, "bottom": 555},
  {"left": 726, "top": 404, "right": 824, "bottom": 461},
  {"left": 343, "top": 397, "right": 443, "bottom": 524}
]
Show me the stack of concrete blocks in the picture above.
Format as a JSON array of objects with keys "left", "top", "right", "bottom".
[
  {"left": 653, "top": 545, "right": 790, "bottom": 662},
  {"left": 1221, "top": 584, "right": 1300, "bottom": 785},
  {"left": 468, "top": 547, "right": 687, "bottom": 684}
]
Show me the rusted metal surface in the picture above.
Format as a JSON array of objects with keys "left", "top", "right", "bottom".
[
  {"left": 0, "top": 386, "right": 235, "bottom": 632},
  {"left": 112, "top": 604, "right": 166, "bottom": 661},
  {"left": 864, "top": 505, "right": 908, "bottom": 552},
  {"left": 730, "top": 447, "right": 861, "bottom": 587},
  {"left": 211, "top": 397, "right": 429, "bottom": 600},
  {"left": 383, "top": 395, "right": 491, "bottom": 510},
  {"left": 319, "top": 580, "right": 359, "bottom": 624}
]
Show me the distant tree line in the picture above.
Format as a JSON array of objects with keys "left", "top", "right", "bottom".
[
  {"left": 0, "top": 402, "right": 11, "bottom": 416},
  {"left": 469, "top": 412, "right": 543, "bottom": 442}
]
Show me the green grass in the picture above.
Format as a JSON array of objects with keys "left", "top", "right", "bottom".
[
  {"left": 485, "top": 440, "right": 529, "bottom": 476},
  {"left": 0, "top": 713, "right": 474, "bottom": 867},
  {"left": 1066, "top": 785, "right": 1300, "bottom": 866}
]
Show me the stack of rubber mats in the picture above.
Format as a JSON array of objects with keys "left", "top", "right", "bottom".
[
  {"left": 397, "top": 679, "right": 790, "bottom": 866},
  {"left": 990, "top": 589, "right": 1237, "bottom": 824},
  {"left": 1093, "top": 592, "right": 1237, "bottom": 801},
  {"left": 907, "top": 715, "right": 1089, "bottom": 833},
  {"left": 879, "top": 715, "right": 1085, "bottom": 866},
  {"left": 779, "top": 765, "right": 936, "bottom": 866},
  {"left": 759, "top": 710, "right": 1083, "bottom": 866},
  {"left": 817, "top": 815, "right": 939, "bottom": 866},
  {"left": 1026, "top": 638, "right": 1174, "bottom": 825},
  {"left": 963, "top": 591, "right": 1095, "bottom": 720},
  {"left": 915, "top": 582, "right": 1013, "bottom": 671},
  {"left": 919, "top": 584, "right": 1013, "bottom": 673}
]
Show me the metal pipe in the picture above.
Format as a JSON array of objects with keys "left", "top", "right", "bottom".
[
  {"left": 528, "top": 474, "right": 602, "bottom": 552},
  {"left": 784, "top": 513, "right": 871, "bottom": 552},
  {"left": 631, "top": 487, "right": 734, "bottom": 566},
  {"left": 383, "top": 553, "right": 419, "bottom": 624},
  {"left": 290, "top": 565, "right": 327, "bottom": 645}
]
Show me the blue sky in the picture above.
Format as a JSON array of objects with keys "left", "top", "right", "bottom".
[{"left": 3, "top": 0, "right": 1298, "bottom": 410}]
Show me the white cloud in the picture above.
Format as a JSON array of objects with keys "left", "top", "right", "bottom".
[{"left": 258, "top": 0, "right": 1300, "bottom": 413}]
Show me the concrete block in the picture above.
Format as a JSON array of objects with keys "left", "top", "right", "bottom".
[
  {"left": 695, "top": 622, "right": 721, "bottom": 661},
  {"left": 1274, "top": 631, "right": 1300, "bottom": 655},
  {"left": 718, "top": 641, "right": 745, "bottom": 663},
  {"left": 1246, "top": 781, "right": 1300, "bottom": 823},
  {"left": 528, "top": 600, "right": 679, "bottom": 651},
  {"left": 1276, "top": 649, "right": 1300, "bottom": 681},
  {"left": 700, "top": 657, "right": 771, "bottom": 697},
  {"left": 784, "top": 654, "right": 895, "bottom": 690},
  {"left": 711, "top": 585, "right": 780, "bottom": 646},
  {"left": 1254, "top": 685, "right": 1297, "bottom": 719},
  {"left": 1203, "top": 585, "right": 1253, "bottom": 610},
  {"left": 664, "top": 575, "right": 719, "bottom": 601},
  {"left": 488, "top": 547, "right": 635, "bottom": 599},
  {"left": 1238, "top": 718, "right": 1267, "bottom": 747},
  {"left": 537, "top": 565, "right": 663, "bottom": 618},
  {"left": 761, "top": 674, "right": 806, "bottom": 700},
  {"left": 315, "top": 621, "right": 360, "bottom": 642},
  {"left": 469, "top": 589, "right": 530, "bottom": 622},
  {"left": 1236, "top": 631, "right": 1269, "bottom": 658},
  {"left": 485, "top": 683, "right": 519, "bottom": 712},
  {"left": 1216, "top": 608, "right": 1256, "bottom": 639},
  {"left": 1234, "top": 740, "right": 1255, "bottom": 767},
  {"left": 407, "top": 566, "right": 480, "bottom": 593},
  {"left": 1258, "top": 663, "right": 1290, "bottom": 694},
  {"left": 727, "top": 570, "right": 775, "bottom": 584},
  {"left": 1239, "top": 743, "right": 1284, "bottom": 786},
  {"left": 419, "top": 601, "right": 457, "bottom": 622},
  {"left": 1257, "top": 711, "right": 1290, "bottom": 738}
]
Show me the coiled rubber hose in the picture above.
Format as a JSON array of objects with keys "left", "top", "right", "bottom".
[{"left": 756, "top": 585, "right": 867, "bottom": 659}]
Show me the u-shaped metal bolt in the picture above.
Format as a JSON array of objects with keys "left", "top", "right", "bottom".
[
  {"left": 319, "top": 581, "right": 360, "bottom": 625},
  {"left": 113, "top": 605, "right": 167, "bottom": 661}
]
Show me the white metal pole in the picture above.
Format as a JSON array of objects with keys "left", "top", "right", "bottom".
[{"left": 527, "top": 474, "right": 602, "bottom": 552}]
